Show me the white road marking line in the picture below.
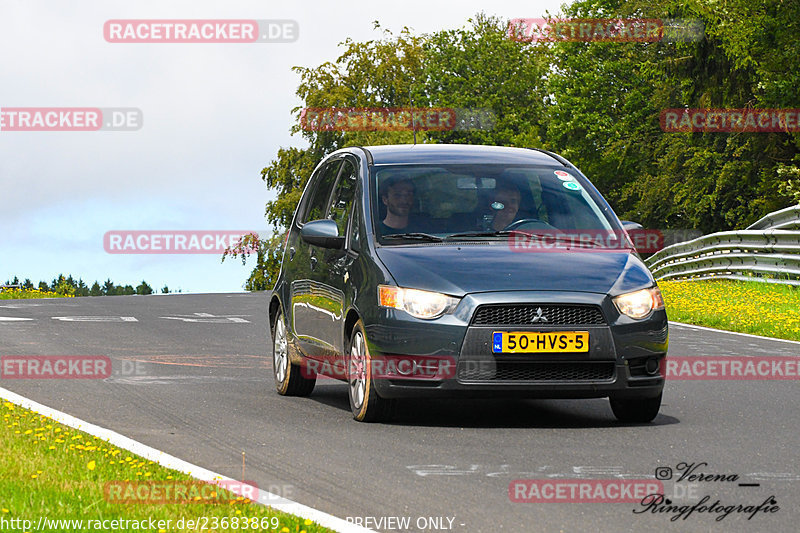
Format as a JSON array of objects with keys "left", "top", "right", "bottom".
[
  {"left": 0, "top": 317, "right": 34, "bottom": 321},
  {"left": 0, "top": 387, "right": 375, "bottom": 533},
  {"left": 51, "top": 316, "right": 138, "bottom": 322},
  {"left": 160, "top": 313, "right": 251, "bottom": 323},
  {"left": 669, "top": 321, "right": 800, "bottom": 345}
]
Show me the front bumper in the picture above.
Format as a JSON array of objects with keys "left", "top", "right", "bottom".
[{"left": 363, "top": 290, "right": 667, "bottom": 399}]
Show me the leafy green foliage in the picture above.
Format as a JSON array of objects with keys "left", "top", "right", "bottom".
[
  {"left": 240, "top": 3, "right": 799, "bottom": 286},
  {"left": 222, "top": 232, "right": 286, "bottom": 291}
]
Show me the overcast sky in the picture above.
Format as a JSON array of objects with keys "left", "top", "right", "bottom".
[{"left": 0, "top": 0, "right": 564, "bottom": 293}]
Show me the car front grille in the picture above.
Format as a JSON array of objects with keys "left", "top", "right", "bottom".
[
  {"left": 457, "top": 360, "right": 615, "bottom": 382},
  {"left": 471, "top": 304, "right": 605, "bottom": 326}
]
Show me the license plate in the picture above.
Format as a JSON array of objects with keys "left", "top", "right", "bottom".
[{"left": 492, "top": 331, "right": 589, "bottom": 353}]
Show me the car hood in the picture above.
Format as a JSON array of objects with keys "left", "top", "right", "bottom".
[{"left": 375, "top": 243, "right": 654, "bottom": 296}]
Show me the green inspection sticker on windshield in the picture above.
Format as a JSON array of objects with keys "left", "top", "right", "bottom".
[{"left": 563, "top": 181, "right": 581, "bottom": 191}]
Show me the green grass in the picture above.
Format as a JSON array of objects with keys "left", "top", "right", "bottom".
[
  {"left": 659, "top": 279, "right": 800, "bottom": 341},
  {"left": 1, "top": 400, "right": 333, "bottom": 533}
]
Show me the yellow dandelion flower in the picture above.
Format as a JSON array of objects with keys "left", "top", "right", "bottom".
[{"left": 87, "top": 461, "right": 96, "bottom": 470}]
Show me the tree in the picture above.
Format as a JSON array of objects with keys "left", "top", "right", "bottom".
[
  {"left": 52, "top": 274, "right": 75, "bottom": 296},
  {"left": 90, "top": 281, "right": 102, "bottom": 296},
  {"left": 76, "top": 279, "right": 89, "bottom": 297},
  {"left": 243, "top": 17, "right": 551, "bottom": 287},
  {"left": 544, "top": 0, "right": 798, "bottom": 231},
  {"left": 242, "top": 6, "right": 800, "bottom": 287},
  {"left": 136, "top": 281, "right": 153, "bottom": 295},
  {"left": 223, "top": 232, "right": 285, "bottom": 291},
  {"left": 102, "top": 279, "right": 115, "bottom": 296},
  {"left": 161, "top": 285, "right": 170, "bottom": 294}
]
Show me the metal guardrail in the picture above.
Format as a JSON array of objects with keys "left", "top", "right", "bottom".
[
  {"left": 0, "top": 284, "right": 22, "bottom": 291},
  {"left": 644, "top": 230, "right": 800, "bottom": 285},
  {"left": 747, "top": 204, "right": 800, "bottom": 230}
]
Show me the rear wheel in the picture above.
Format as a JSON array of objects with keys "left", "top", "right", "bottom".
[
  {"left": 610, "top": 393, "right": 661, "bottom": 423},
  {"left": 272, "top": 309, "right": 315, "bottom": 396},
  {"left": 347, "top": 320, "right": 395, "bottom": 422}
]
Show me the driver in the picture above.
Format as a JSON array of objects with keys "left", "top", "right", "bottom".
[
  {"left": 490, "top": 182, "right": 521, "bottom": 231},
  {"left": 380, "top": 177, "right": 419, "bottom": 235}
]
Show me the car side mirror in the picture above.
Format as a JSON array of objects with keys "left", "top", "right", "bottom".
[
  {"left": 620, "top": 221, "right": 643, "bottom": 231},
  {"left": 300, "top": 219, "right": 345, "bottom": 249}
]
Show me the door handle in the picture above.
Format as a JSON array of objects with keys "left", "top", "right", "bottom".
[{"left": 288, "top": 246, "right": 296, "bottom": 260}]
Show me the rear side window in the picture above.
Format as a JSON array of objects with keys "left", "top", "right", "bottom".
[
  {"left": 328, "top": 159, "right": 358, "bottom": 235},
  {"left": 302, "top": 160, "right": 342, "bottom": 223}
]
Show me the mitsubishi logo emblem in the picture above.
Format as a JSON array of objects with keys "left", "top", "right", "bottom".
[{"left": 531, "top": 307, "right": 548, "bottom": 323}]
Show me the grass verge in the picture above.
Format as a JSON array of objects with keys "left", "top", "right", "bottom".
[
  {"left": 0, "top": 289, "right": 71, "bottom": 300},
  {"left": 659, "top": 279, "right": 800, "bottom": 341},
  {"left": 0, "top": 400, "right": 334, "bottom": 533}
]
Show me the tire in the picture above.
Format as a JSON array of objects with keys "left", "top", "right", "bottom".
[
  {"left": 347, "top": 320, "right": 395, "bottom": 422},
  {"left": 272, "top": 309, "right": 315, "bottom": 397},
  {"left": 610, "top": 393, "right": 662, "bottom": 423}
]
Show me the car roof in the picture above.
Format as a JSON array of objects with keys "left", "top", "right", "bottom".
[{"left": 359, "top": 144, "right": 566, "bottom": 166}]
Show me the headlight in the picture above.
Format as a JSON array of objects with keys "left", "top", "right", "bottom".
[
  {"left": 613, "top": 287, "right": 665, "bottom": 319},
  {"left": 378, "top": 285, "right": 460, "bottom": 319}
]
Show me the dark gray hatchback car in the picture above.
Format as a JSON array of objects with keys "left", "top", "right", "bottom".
[{"left": 269, "top": 144, "right": 667, "bottom": 422}]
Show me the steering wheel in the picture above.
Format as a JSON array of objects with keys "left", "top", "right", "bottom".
[{"left": 503, "top": 218, "right": 559, "bottom": 231}]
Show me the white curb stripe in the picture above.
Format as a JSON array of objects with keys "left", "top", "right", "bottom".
[
  {"left": 669, "top": 321, "right": 800, "bottom": 345},
  {"left": 0, "top": 387, "right": 375, "bottom": 533}
]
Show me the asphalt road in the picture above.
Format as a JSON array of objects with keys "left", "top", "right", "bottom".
[{"left": 1, "top": 293, "right": 799, "bottom": 532}]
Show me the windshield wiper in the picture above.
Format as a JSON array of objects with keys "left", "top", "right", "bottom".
[
  {"left": 444, "top": 230, "right": 518, "bottom": 240},
  {"left": 382, "top": 232, "right": 444, "bottom": 242},
  {"left": 445, "top": 230, "right": 626, "bottom": 249}
]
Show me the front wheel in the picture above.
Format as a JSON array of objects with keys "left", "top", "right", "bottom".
[
  {"left": 272, "top": 309, "right": 315, "bottom": 396},
  {"left": 347, "top": 320, "right": 395, "bottom": 422},
  {"left": 610, "top": 393, "right": 661, "bottom": 423}
]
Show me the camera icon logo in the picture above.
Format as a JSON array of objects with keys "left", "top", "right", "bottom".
[{"left": 655, "top": 467, "right": 673, "bottom": 480}]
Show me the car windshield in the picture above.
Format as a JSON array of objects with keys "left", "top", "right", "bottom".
[{"left": 371, "top": 164, "right": 618, "bottom": 244}]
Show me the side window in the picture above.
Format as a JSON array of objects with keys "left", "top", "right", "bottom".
[
  {"left": 327, "top": 159, "right": 358, "bottom": 235},
  {"left": 301, "top": 160, "right": 342, "bottom": 223}
]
